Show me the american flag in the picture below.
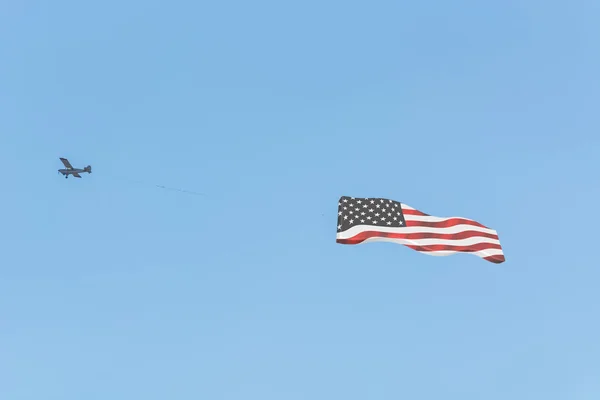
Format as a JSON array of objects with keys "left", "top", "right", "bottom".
[{"left": 336, "top": 196, "right": 505, "bottom": 264}]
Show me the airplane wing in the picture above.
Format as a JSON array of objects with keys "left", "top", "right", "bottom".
[
  {"left": 72, "top": 172, "right": 82, "bottom": 178},
  {"left": 60, "top": 158, "right": 73, "bottom": 169}
]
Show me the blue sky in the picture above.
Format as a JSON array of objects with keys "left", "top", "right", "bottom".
[{"left": 1, "top": 0, "right": 599, "bottom": 398}]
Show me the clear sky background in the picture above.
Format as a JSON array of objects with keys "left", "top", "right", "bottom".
[{"left": 1, "top": 0, "right": 599, "bottom": 399}]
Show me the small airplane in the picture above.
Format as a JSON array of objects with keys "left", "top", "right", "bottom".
[{"left": 58, "top": 157, "right": 92, "bottom": 179}]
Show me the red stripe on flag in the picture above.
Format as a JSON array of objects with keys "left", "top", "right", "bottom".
[
  {"left": 336, "top": 230, "right": 499, "bottom": 243},
  {"left": 405, "top": 217, "right": 490, "bottom": 230}
]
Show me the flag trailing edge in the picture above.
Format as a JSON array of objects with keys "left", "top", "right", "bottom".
[{"left": 336, "top": 196, "right": 505, "bottom": 264}]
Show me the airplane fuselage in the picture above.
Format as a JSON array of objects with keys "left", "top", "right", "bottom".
[
  {"left": 58, "top": 168, "right": 85, "bottom": 175},
  {"left": 58, "top": 167, "right": 91, "bottom": 178}
]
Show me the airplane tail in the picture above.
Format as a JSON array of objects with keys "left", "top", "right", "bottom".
[{"left": 84, "top": 165, "right": 92, "bottom": 173}]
